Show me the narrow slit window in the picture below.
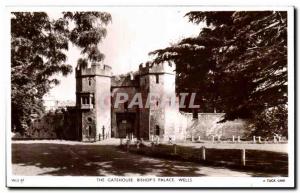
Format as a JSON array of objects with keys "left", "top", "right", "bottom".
[
  {"left": 155, "top": 74, "right": 159, "bottom": 84},
  {"left": 91, "top": 95, "right": 95, "bottom": 105},
  {"left": 88, "top": 126, "right": 92, "bottom": 136},
  {"left": 124, "top": 101, "right": 128, "bottom": 110},
  {"left": 193, "top": 111, "right": 198, "bottom": 119},
  {"left": 155, "top": 125, "right": 160, "bottom": 136}
]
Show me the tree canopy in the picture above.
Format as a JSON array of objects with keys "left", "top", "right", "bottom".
[
  {"left": 63, "top": 12, "right": 112, "bottom": 67},
  {"left": 11, "top": 12, "right": 111, "bottom": 133},
  {"left": 150, "top": 11, "right": 287, "bottom": 122}
]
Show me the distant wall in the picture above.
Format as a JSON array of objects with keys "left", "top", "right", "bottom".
[
  {"left": 27, "top": 112, "right": 63, "bottom": 139},
  {"left": 24, "top": 108, "right": 79, "bottom": 140},
  {"left": 182, "top": 113, "right": 248, "bottom": 140},
  {"left": 21, "top": 109, "right": 247, "bottom": 141}
]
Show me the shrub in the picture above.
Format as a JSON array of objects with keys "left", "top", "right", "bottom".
[{"left": 245, "top": 105, "right": 288, "bottom": 139}]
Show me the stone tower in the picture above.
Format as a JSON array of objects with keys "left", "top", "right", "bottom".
[
  {"left": 75, "top": 63, "right": 112, "bottom": 141},
  {"left": 138, "top": 61, "right": 177, "bottom": 141}
]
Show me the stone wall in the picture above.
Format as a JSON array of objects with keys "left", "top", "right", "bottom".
[
  {"left": 62, "top": 107, "right": 80, "bottom": 140},
  {"left": 139, "top": 73, "right": 150, "bottom": 139},
  {"left": 24, "top": 108, "right": 79, "bottom": 140},
  {"left": 182, "top": 113, "right": 248, "bottom": 140},
  {"left": 24, "top": 109, "right": 247, "bottom": 141},
  {"left": 95, "top": 76, "right": 111, "bottom": 140},
  {"left": 27, "top": 112, "right": 63, "bottom": 139}
]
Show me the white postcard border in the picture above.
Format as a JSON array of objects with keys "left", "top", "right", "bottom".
[{"left": 5, "top": 5, "right": 295, "bottom": 188}]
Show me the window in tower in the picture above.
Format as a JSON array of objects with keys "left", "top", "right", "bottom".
[
  {"left": 82, "top": 96, "right": 90, "bottom": 104},
  {"left": 91, "top": 94, "right": 95, "bottom": 105},
  {"left": 124, "top": 101, "right": 128, "bottom": 110},
  {"left": 193, "top": 111, "right": 198, "bottom": 119},
  {"left": 155, "top": 74, "right": 159, "bottom": 84},
  {"left": 88, "top": 126, "right": 92, "bottom": 136}
]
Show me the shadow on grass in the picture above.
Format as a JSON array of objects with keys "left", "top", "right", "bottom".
[
  {"left": 12, "top": 143, "right": 206, "bottom": 177},
  {"left": 120, "top": 144, "right": 288, "bottom": 177}
]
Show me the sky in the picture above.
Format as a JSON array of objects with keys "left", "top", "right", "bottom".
[{"left": 47, "top": 9, "right": 201, "bottom": 101}]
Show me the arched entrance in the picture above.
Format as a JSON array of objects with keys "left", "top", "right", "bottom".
[{"left": 116, "top": 112, "right": 137, "bottom": 139}]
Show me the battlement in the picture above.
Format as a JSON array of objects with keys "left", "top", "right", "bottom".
[
  {"left": 111, "top": 72, "right": 139, "bottom": 87},
  {"left": 138, "top": 61, "right": 175, "bottom": 75},
  {"left": 76, "top": 62, "right": 112, "bottom": 77}
]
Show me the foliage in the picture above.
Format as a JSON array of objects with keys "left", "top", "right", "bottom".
[
  {"left": 11, "top": 12, "right": 71, "bottom": 133},
  {"left": 245, "top": 105, "right": 288, "bottom": 139},
  {"left": 63, "top": 12, "right": 112, "bottom": 67},
  {"left": 11, "top": 12, "right": 111, "bottom": 133},
  {"left": 150, "top": 11, "right": 288, "bottom": 122}
]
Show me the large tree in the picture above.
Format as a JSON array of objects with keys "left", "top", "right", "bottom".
[
  {"left": 150, "top": 11, "right": 287, "bottom": 122},
  {"left": 11, "top": 12, "right": 111, "bottom": 134},
  {"left": 63, "top": 12, "right": 112, "bottom": 68}
]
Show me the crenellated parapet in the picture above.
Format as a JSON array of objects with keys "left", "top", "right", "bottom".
[
  {"left": 111, "top": 72, "right": 139, "bottom": 87},
  {"left": 76, "top": 62, "right": 112, "bottom": 78},
  {"left": 138, "top": 61, "right": 175, "bottom": 75}
]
